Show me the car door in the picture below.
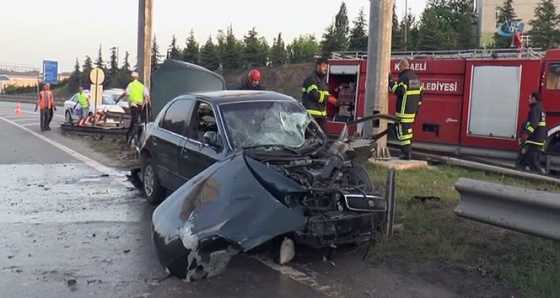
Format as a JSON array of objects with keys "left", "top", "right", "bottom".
[
  {"left": 179, "top": 100, "right": 228, "bottom": 179},
  {"left": 153, "top": 98, "right": 194, "bottom": 190}
]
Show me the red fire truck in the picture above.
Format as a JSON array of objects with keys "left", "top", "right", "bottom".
[{"left": 324, "top": 48, "right": 560, "bottom": 167}]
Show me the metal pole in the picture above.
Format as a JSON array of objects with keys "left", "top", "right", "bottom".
[
  {"left": 404, "top": 0, "right": 408, "bottom": 51},
  {"left": 137, "top": 0, "right": 153, "bottom": 90},
  {"left": 365, "top": 0, "right": 393, "bottom": 159}
]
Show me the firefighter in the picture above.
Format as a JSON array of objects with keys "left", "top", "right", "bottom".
[
  {"left": 301, "top": 58, "right": 337, "bottom": 127},
  {"left": 516, "top": 92, "right": 546, "bottom": 174},
  {"left": 388, "top": 58, "right": 423, "bottom": 160},
  {"left": 238, "top": 69, "right": 265, "bottom": 90}
]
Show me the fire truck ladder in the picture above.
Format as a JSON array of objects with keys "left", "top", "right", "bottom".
[{"left": 330, "top": 47, "right": 545, "bottom": 60}]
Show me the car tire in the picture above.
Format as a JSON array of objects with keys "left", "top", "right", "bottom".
[
  {"left": 349, "top": 163, "right": 375, "bottom": 193},
  {"left": 142, "top": 157, "right": 166, "bottom": 205},
  {"left": 65, "top": 110, "right": 73, "bottom": 125}
]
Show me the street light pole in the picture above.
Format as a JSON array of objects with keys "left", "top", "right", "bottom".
[
  {"left": 137, "top": 0, "right": 153, "bottom": 89},
  {"left": 364, "top": 0, "right": 394, "bottom": 160},
  {"left": 404, "top": 0, "right": 408, "bottom": 51}
]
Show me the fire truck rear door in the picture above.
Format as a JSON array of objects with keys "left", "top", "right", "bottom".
[{"left": 467, "top": 65, "right": 521, "bottom": 139}]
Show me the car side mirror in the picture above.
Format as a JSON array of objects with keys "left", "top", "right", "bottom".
[{"left": 203, "top": 131, "right": 219, "bottom": 147}]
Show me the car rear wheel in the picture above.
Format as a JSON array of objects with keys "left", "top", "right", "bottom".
[
  {"left": 142, "top": 157, "right": 166, "bottom": 204},
  {"left": 65, "top": 110, "right": 73, "bottom": 124}
]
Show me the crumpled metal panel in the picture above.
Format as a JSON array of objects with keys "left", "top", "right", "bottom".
[
  {"left": 152, "top": 151, "right": 307, "bottom": 250},
  {"left": 454, "top": 177, "right": 560, "bottom": 241}
]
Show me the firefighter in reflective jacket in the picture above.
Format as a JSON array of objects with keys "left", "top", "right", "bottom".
[
  {"left": 302, "top": 58, "right": 337, "bottom": 127},
  {"left": 516, "top": 92, "right": 547, "bottom": 174},
  {"left": 388, "top": 58, "right": 423, "bottom": 160}
]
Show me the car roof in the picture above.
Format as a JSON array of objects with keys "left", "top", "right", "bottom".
[{"left": 189, "top": 90, "right": 299, "bottom": 105}]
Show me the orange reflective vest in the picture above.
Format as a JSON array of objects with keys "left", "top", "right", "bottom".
[{"left": 38, "top": 91, "right": 54, "bottom": 110}]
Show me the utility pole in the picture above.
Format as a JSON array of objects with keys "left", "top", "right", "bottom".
[
  {"left": 364, "top": 0, "right": 394, "bottom": 160},
  {"left": 137, "top": 0, "right": 153, "bottom": 89}
]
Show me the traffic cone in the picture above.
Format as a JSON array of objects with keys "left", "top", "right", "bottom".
[{"left": 15, "top": 102, "right": 21, "bottom": 115}]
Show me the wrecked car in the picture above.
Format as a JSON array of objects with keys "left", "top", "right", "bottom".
[
  {"left": 134, "top": 88, "right": 397, "bottom": 281},
  {"left": 129, "top": 59, "right": 398, "bottom": 281}
]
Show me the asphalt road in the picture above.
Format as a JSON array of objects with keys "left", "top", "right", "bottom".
[{"left": 0, "top": 101, "right": 466, "bottom": 298}]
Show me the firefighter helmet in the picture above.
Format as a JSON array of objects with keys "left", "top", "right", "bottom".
[{"left": 248, "top": 69, "right": 261, "bottom": 81}]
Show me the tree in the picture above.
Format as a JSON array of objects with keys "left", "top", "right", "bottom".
[
  {"left": 493, "top": 0, "right": 519, "bottom": 48},
  {"left": 287, "top": 34, "right": 321, "bottom": 64},
  {"left": 242, "top": 27, "right": 261, "bottom": 68},
  {"left": 528, "top": 0, "right": 560, "bottom": 49},
  {"left": 183, "top": 29, "right": 200, "bottom": 64},
  {"left": 81, "top": 56, "right": 93, "bottom": 86},
  {"left": 151, "top": 36, "right": 160, "bottom": 72},
  {"left": 400, "top": 13, "right": 417, "bottom": 50},
  {"left": 95, "top": 45, "right": 104, "bottom": 69},
  {"left": 169, "top": 34, "right": 182, "bottom": 59},
  {"left": 321, "top": 2, "right": 350, "bottom": 56},
  {"left": 392, "top": 3, "right": 404, "bottom": 51},
  {"left": 415, "top": 0, "right": 476, "bottom": 50},
  {"left": 200, "top": 36, "right": 220, "bottom": 71},
  {"left": 222, "top": 25, "right": 242, "bottom": 70},
  {"left": 270, "top": 33, "right": 288, "bottom": 67},
  {"left": 349, "top": 7, "right": 368, "bottom": 51},
  {"left": 67, "top": 58, "right": 82, "bottom": 92},
  {"left": 109, "top": 47, "right": 119, "bottom": 74},
  {"left": 117, "top": 51, "right": 132, "bottom": 88}
]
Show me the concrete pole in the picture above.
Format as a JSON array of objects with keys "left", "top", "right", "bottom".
[
  {"left": 364, "top": 0, "right": 393, "bottom": 160},
  {"left": 137, "top": 0, "right": 153, "bottom": 89}
]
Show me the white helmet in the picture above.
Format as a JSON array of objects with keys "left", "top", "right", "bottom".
[{"left": 131, "top": 72, "right": 139, "bottom": 78}]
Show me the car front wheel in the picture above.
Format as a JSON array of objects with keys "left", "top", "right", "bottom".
[{"left": 142, "top": 157, "right": 166, "bottom": 205}]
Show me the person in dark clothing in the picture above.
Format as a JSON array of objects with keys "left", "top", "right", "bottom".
[
  {"left": 516, "top": 92, "right": 547, "bottom": 174},
  {"left": 238, "top": 69, "right": 265, "bottom": 90},
  {"left": 388, "top": 58, "right": 423, "bottom": 160},
  {"left": 301, "top": 58, "right": 337, "bottom": 127}
]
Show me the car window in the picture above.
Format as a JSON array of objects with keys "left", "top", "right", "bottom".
[
  {"left": 101, "top": 95, "right": 114, "bottom": 105},
  {"left": 187, "top": 101, "right": 221, "bottom": 145},
  {"left": 160, "top": 99, "right": 195, "bottom": 137},
  {"left": 70, "top": 94, "right": 78, "bottom": 102}
]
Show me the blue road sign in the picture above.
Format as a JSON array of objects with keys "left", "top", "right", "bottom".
[{"left": 42, "top": 60, "right": 58, "bottom": 84}]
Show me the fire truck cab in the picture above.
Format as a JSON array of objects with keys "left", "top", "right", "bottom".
[{"left": 324, "top": 48, "right": 560, "bottom": 170}]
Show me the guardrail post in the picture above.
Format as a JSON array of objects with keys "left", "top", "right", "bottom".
[{"left": 385, "top": 169, "right": 396, "bottom": 236}]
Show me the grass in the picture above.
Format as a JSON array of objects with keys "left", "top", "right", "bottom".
[{"left": 366, "top": 163, "right": 560, "bottom": 298}]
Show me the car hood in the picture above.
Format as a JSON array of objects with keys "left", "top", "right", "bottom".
[
  {"left": 152, "top": 152, "right": 306, "bottom": 253},
  {"left": 150, "top": 59, "right": 226, "bottom": 118}
]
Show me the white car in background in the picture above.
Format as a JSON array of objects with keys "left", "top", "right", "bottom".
[
  {"left": 104, "top": 88, "right": 131, "bottom": 113},
  {"left": 64, "top": 90, "right": 126, "bottom": 125}
]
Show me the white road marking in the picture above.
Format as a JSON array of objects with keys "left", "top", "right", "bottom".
[
  {"left": 252, "top": 256, "right": 343, "bottom": 297},
  {"left": 0, "top": 113, "right": 333, "bottom": 295},
  {"left": 20, "top": 109, "right": 65, "bottom": 119},
  {"left": 0, "top": 115, "right": 130, "bottom": 187},
  {"left": 21, "top": 122, "right": 39, "bottom": 127}
]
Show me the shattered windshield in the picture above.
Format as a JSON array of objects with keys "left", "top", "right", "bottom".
[{"left": 219, "top": 100, "right": 323, "bottom": 150}]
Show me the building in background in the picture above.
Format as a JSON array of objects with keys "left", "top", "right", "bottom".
[
  {"left": 0, "top": 73, "right": 70, "bottom": 92},
  {"left": 476, "top": 0, "right": 557, "bottom": 48}
]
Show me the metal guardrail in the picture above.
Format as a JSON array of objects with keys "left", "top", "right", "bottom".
[{"left": 454, "top": 178, "right": 560, "bottom": 242}]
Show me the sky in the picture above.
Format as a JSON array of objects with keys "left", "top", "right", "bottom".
[{"left": 0, "top": 0, "right": 426, "bottom": 73}]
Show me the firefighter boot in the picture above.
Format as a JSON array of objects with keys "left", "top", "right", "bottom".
[{"left": 399, "top": 145, "right": 412, "bottom": 160}]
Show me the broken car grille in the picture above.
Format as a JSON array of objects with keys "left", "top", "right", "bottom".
[{"left": 343, "top": 193, "right": 386, "bottom": 212}]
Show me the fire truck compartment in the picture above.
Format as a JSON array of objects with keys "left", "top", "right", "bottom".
[
  {"left": 326, "top": 63, "right": 361, "bottom": 126},
  {"left": 466, "top": 65, "right": 521, "bottom": 139}
]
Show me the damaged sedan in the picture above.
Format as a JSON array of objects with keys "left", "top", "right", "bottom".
[{"left": 132, "top": 60, "right": 397, "bottom": 282}]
